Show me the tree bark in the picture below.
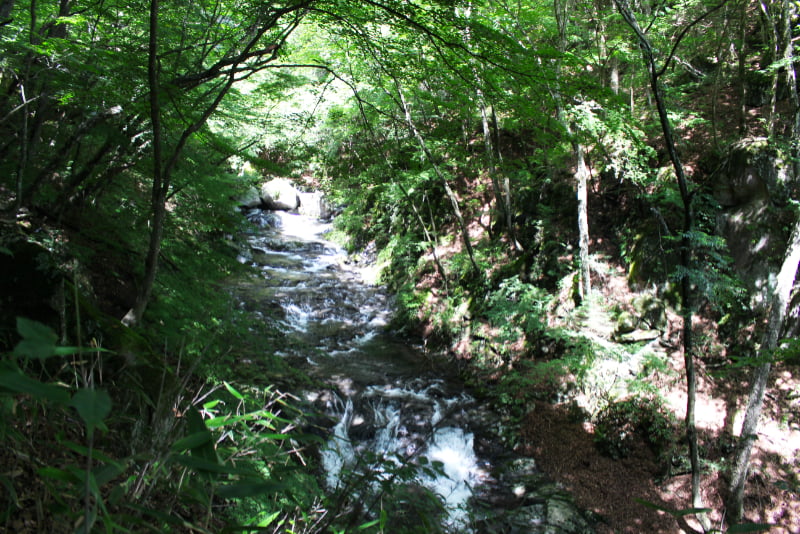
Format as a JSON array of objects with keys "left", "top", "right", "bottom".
[
  {"left": 727, "top": 217, "right": 800, "bottom": 523},
  {"left": 737, "top": 0, "right": 748, "bottom": 135},
  {"left": 576, "top": 142, "right": 591, "bottom": 299},
  {"left": 613, "top": 1, "right": 707, "bottom": 528},
  {"left": 554, "top": 0, "right": 591, "bottom": 300},
  {"left": 123, "top": 0, "right": 164, "bottom": 326},
  {"left": 759, "top": 0, "right": 779, "bottom": 137}
]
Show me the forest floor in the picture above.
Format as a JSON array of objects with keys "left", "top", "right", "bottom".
[{"left": 516, "top": 259, "right": 800, "bottom": 534}]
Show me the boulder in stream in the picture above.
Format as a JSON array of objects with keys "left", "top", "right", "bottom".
[
  {"left": 261, "top": 178, "right": 300, "bottom": 211},
  {"left": 234, "top": 186, "right": 263, "bottom": 209}
]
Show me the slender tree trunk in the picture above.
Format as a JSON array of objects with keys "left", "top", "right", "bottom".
[
  {"left": 491, "top": 106, "right": 519, "bottom": 251},
  {"left": 124, "top": 0, "right": 292, "bottom": 324},
  {"left": 727, "top": 217, "right": 800, "bottom": 523},
  {"left": 396, "top": 83, "right": 480, "bottom": 274},
  {"left": 613, "top": 2, "right": 707, "bottom": 528},
  {"left": 711, "top": 3, "right": 733, "bottom": 148},
  {"left": 780, "top": 0, "right": 799, "bottom": 172},
  {"left": 759, "top": 0, "right": 779, "bottom": 136},
  {"left": 15, "top": 84, "right": 28, "bottom": 212},
  {"left": 576, "top": 142, "right": 591, "bottom": 299},
  {"left": 727, "top": 10, "right": 800, "bottom": 511},
  {"left": 123, "top": 0, "right": 164, "bottom": 326},
  {"left": 554, "top": 0, "right": 591, "bottom": 300},
  {"left": 462, "top": 3, "right": 518, "bottom": 251},
  {"left": 399, "top": 183, "right": 450, "bottom": 294},
  {"left": 738, "top": 0, "right": 749, "bottom": 135},
  {"left": 479, "top": 96, "right": 521, "bottom": 251},
  {"left": 479, "top": 95, "right": 504, "bottom": 233}
]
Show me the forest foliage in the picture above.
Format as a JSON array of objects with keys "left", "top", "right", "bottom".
[{"left": 0, "top": 0, "right": 798, "bottom": 532}]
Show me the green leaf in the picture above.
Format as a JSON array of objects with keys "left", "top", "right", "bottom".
[
  {"left": 224, "top": 381, "right": 245, "bottom": 400},
  {"left": 13, "top": 338, "right": 56, "bottom": 360},
  {"left": 185, "top": 408, "right": 218, "bottom": 463},
  {"left": 0, "top": 475, "right": 19, "bottom": 508},
  {"left": 51, "top": 346, "right": 89, "bottom": 356},
  {"left": 171, "top": 431, "right": 213, "bottom": 452},
  {"left": 38, "top": 466, "right": 81, "bottom": 484},
  {"left": 70, "top": 388, "right": 112, "bottom": 435},
  {"left": 204, "top": 415, "right": 235, "bottom": 429},
  {"left": 59, "top": 440, "right": 119, "bottom": 465},
  {"left": 127, "top": 503, "right": 215, "bottom": 533},
  {"left": 16, "top": 317, "right": 58, "bottom": 344},
  {"left": 261, "top": 432, "right": 290, "bottom": 440},
  {"left": 73, "top": 503, "right": 98, "bottom": 534},
  {"left": 216, "top": 481, "right": 287, "bottom": 499},
  {"left": 202, "top": 399, "right": 222, "bottom": 410},
  {"left": 12, "top": 318, "right": 110, "bottom": 360},
  {"left": 13, "top": 317, "right": 59, "bottom": 360},
  {"left": 257, "top": 511, "right": 282, "bottom": 528},
  {"left": 728, "top": 524, "right": 773, "bottom": 533},
  {"left": 171, "top": 454, "right": 255, "bottom": 477},
  {"left": 0, "top": 368, "right": 70, "bottom": 405},
  {"left": 357, "top": 519, "right": 381, "bottom": 530},
  {"left": 93, "top": 461, "right": 127, "bottom": 488}
]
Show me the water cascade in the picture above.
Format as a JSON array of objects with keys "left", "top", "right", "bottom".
[{"left": 237, "top": 208, "right": 595, "bottom": 533}]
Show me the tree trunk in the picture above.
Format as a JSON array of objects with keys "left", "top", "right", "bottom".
[
  {"left": 555, "top": 0, "right": 591, "bottom": 300},
  {"left": 780, "top": 0, "right": 799, "bottom": 178},
  {"left": 759, "top": 0, "right": 779, "bottom": 136},
  {"left": 727, "top": 217, "right": 800, "bottom": 523},
  {"left": 478, "top": 95, "right": 503, "bottom": 230},
  {"left": 737, "top": 0, "right": 749, "bottom": 135},
  {"left": 576, "top": 142, "right": 591, "bottom": 299},
  {"left": 710, "top": 2, "right": 733, "bottom": 148},
  {"left": 490, "top": 107, "right": 517, "bottom": 248},
  {"left": 613, "top": 2, "right": 708, "bottom": 528},
  {"left": 123, "top": 0, "right": 164, "bottom": 326},
  {"left": 124, "top": 0, "right": 295, "bottom": 325}
]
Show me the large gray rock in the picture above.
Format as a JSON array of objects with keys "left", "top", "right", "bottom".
[
  {"left": 298, "top": 190, "right": 332, "bottom": 219},
  {"left": 475, "top": 458, "right": 596, "bottom": 533},
  {"left": 260, "top": 178, "right": 300, "bottom": 211},
  {"left": 234, "top": 186, "right": 263, "bottom": 209},
  {"left": 713, "top": 137, "right": 799, "bottom": 310}
]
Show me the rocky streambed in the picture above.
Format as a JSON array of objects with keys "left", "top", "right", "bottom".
[{"left": 235, "top": 208, "right": 596, "bottom": 533}]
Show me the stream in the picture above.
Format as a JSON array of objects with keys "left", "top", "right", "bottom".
[{"left": 236, "top": 208, "right": 595, "bottom": 533}]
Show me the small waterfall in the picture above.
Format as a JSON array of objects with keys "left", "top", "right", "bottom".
[
  {"left": 238, "top": 208, "right": 594, "bottom": 534},
  {"left": 424, "top": 426, "right": 480, "bottom": 529},
  {"left": 321, "top": 397, "right": 354, "bottom": 490},
  {"left": 320, "top": 383, "right": 487, "bottom": 531}
]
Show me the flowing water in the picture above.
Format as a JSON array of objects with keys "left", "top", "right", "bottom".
[{"left": 236, "top": 209, "right": 594, "bottom": 534}]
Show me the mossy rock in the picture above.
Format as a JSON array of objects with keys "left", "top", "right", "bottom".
[
  {"left": 614, "top": 311, "right": 638, "bottom": 335},
  {"left": 713, "top": 137, "right": 798, "bottom": 311},
  {"left": 631, "top": 294, "right": 666, "bottom": 331}
]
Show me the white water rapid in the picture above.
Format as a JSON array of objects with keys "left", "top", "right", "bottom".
[{"left": 237, "top": 208, "right": 595, "bottom": 534}]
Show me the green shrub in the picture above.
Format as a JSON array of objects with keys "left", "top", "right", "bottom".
[{"left": 593, "top": 396, "right": 676, "bottom": 460}]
